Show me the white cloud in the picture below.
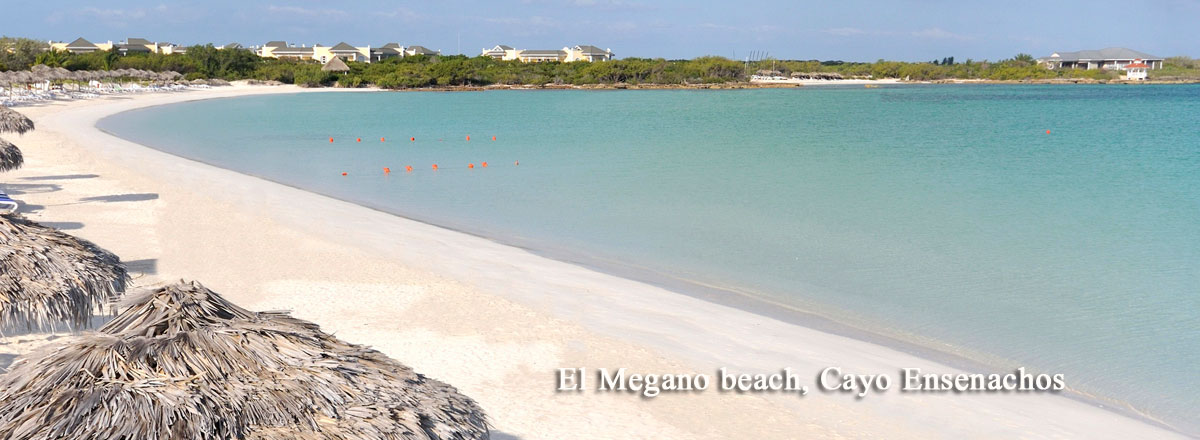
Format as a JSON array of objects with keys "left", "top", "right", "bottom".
[{"left": 373, "top": 8, "right": 423, "bottom": 21}]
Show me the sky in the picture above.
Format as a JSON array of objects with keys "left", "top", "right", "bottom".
[{"left": 6, "top": 0, "right": 1199, "bottom": 61}]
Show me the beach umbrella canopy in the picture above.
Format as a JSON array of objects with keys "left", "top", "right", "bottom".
[
  {"left": 0, "top": 106, "right": 34, "bottom": 135},
  {"left": 322, "top": 57, "right": 351, "bottom": 73},
  {"left": 0, "top": 138, "right": 22, "bottom": 172},
  {"left": 0, "top": 215, "right": 129, "bottom": 331},
  {"left": 0, "top": 281, "right": 490, "bottom": 439}
]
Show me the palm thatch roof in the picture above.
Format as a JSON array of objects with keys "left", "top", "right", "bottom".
[
  {"left": 0, "top": 106, "right": 34, "bottom": 135},
  {"left": 0, "top": 138, "right": 22, "bottom": 172},
  {"left": 322, "top": 57, "right": 350, "bottom": 72},
  {"left": 0, "top": 281, "right": 489, "bottom": 439},
  {"left": 0, "top": 215, "right": 128, "bottom": 332}
]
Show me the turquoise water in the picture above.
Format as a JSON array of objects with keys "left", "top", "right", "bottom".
[{"left": 100, "top": 86, "right": 1200, "bottom": 433}]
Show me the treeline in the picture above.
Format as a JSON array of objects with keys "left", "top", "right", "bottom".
[
  {"left": 755, "top": 54, "right": 1117, "bottom": 81},
  {"left": 4, "top": 37, "right": 1199, "bottom": 88}
]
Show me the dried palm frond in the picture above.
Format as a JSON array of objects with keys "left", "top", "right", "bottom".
[
  {"left": 0, "top": 215, "right": 128, "bottom": 332},
  {"left": 0, "top": 281, "right": 489, "bottom": 440}
]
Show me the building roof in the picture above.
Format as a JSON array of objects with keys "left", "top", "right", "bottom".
[
  {"left": 1046, "top": 47, "right": 1161, "bottom": 61},
  {"left": 521, "top": 50, "right": 566, "bottom": 57},
  {"left": 495, "top": 45, "right": 514, "bottom": 50},
  {"left": 406, "top": 45, "right": 437, "bottom": 55},
  {"left": 1126, "top": 62, "right": 1149, "bottom": 69},
  {"left": 223, "top": 43, "right": 243, "bottom": 49},
  {"left": 264, "top": 41, "right": 288, "bottom": 48},
  {"left": 574, "top": 45, "right": 609, "bottom": 55},
  {"left": 272, "top": 46, "right": 314, "bottom": 54},
  {"left": 379, "top": 42, "right": 402, "bottom": 49},
  {"left": 322, "top": 57, "right": 350, "bottom": 72},
  {"left": 126, "top": 38, "right": 153, "bottom": 45},
  {"left": 66, "top": 37, "right": 98, "bottom": 49},
  {"left": 118, "top": 44, "right": 152, "bottom": 52},
  {"left": 330, "top": 42, "right": 358, "bottom": 52}
]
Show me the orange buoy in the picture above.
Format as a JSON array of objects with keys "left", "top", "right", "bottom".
[
  {"left": 411, "top": 137, "right": 415, "bottom": 141},
  {"left": 356, "top": 138, "right": 362, "bottom": 142},
  {"left": 405, "top": 165, "right": 413, "bottom": 172},
  {"left": 329, "top": 137, "right": 334, "bottom": 143},
  {"left": 482, "top": 161, "right": 488, "bottom": 168},
  {"left": 1046, "top": 130, "right": 1051, "bottom": 134},
  {"left": 466, "top": 135, "right": 471, "bottom": 141},
  {"left": 514, "top": 160, "right": 519, "bottom": 166},
  {"left": 468, "top": 163, "right": 475, "bottom": 169},
  {"left": 492, "top": 136, "right": 496, "bottom": 141},
  {"left": 384, "top": 167, "right": 391, "bottom": 174},
  {"left": 432, "top": 164, "right": 439, "bottom": 170},
  {"left": 341, "top": 172, "right": 348, "bottom": 176},
  {"left": 381, "top": 137, "right": 386, "bottom": 142}
]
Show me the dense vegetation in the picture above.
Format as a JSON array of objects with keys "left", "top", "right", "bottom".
[{"left": 4, "top": 37, "right": 1199, "bottom": 88}]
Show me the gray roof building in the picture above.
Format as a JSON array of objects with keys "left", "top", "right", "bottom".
[
  {"left": 1039, "top": 47, "right": 1163, "bottom": 70},
  {"left": 371, "top": 43, "right": 405, "bottom": 61},
  {"left": 330, "top": 42, "right": 358, "bottom": 52},
  {"left": 65, "top": 37, "right": 99, "bottom": 51},
  {"left": 405, "top": 45, "right": 438, "bottom": 56},
  {"left": 521, "top": 50, "right": 566, "bottom": 57}
]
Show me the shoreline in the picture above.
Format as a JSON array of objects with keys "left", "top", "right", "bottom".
[
  {"left": 298, "top": 78, "right": 1200, "bottom": 92},
  {"left": 3, "top": 85, "right": 1188, "bottom": 439}
]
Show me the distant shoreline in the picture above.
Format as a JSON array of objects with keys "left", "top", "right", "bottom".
[{"left": 299, "top": 78, "right": 1200, "bottom": 92}]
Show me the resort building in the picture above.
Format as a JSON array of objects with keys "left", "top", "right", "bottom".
[
  {"left": 159, "top": 44, "right": 188, "bottom": 55},
  {"left": 371, "top": 43, "right": 405, "bottom": 61},
  {"left": 116, "top": 38, "right": 155, "bottom": 55},
  {"left": 1037, "top": 48, "right": 1163, "bottom": 70},
  {"left": 50, "top": 37, "right": 187, "bottom": 55},
  {"left": 482, "top": 45, "right": 517, "bottom": 60},
  {"left": 46, "top": 36, "right": 430, "bottom": 63},
  {"left": 518, "top": 49, "right": 567, "bottom": 63},
  {"left": 404, "top": 46, "right": 439, "bottom": 57},
  {"left": 481, "top": 44, "right": 614, "bottom": 62},
  {"left": 49, "top": 38, "right": 114, "bottom": 54},
  {"left": 563, "top": 45, "right": 614, "bottom": 62},
  {"left": 259, "top": 41, "right": 431, "bottom": 62},
  {"left": 259, "top": 41, "right": 314, "bottom": 60}
]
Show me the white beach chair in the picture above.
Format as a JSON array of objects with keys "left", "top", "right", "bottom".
[{"left": 0, "top": 191, "right": 17, "bottom": 215}]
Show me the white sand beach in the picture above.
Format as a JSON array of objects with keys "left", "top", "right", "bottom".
[{"left": 0, "top": 85, "right": 1185, "bottom": 439}]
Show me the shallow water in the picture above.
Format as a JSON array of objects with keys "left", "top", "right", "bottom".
[{"left": 101, "top": 85, "right": 1200, "bottom": 433}]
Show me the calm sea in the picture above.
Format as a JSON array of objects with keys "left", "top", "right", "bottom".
[{"left": 100, "top": 85, "right": 1200, "bottom": 433}]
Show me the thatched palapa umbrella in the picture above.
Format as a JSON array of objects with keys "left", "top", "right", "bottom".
[
  {"left": 0, "top": 106, "right": 34, "bottom": 135},
  {"left": 0, "top": 138, "right": 22, "bottom": 172},
  {"left": 0, "top": 106, "right": 33, "bottom": 172},
  {"left": 323, "top": 57, "right": 351, "bottom": 73},
  {"left": 0, "top": 215, "right": 129, "bottom": 331},
  {"left": 0, "top": 281, "right": 489, "bottom": 439}
]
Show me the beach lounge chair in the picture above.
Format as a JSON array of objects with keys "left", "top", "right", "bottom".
[{"left": 0, "top": 191, "right": 17, "bottom": 215}]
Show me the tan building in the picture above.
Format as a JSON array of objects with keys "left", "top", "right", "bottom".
[
  {"left": 49, "top": 37, "right": 114, "bottom": 54},
  {"left": 259, "top": 41, "right": 315, "bottom": 60},
  {"left": 482, "top": 45, "right": 518, "bottom": 60},
  {"left": 563, "top": 45, "right": 613, "bottom": 62}
]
